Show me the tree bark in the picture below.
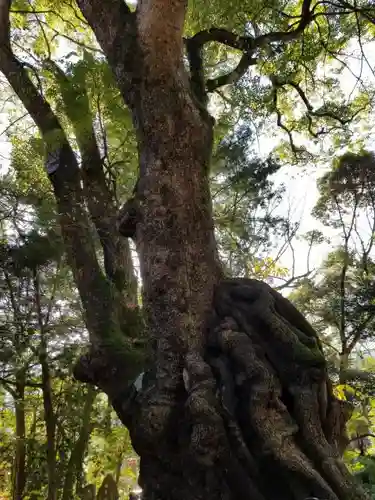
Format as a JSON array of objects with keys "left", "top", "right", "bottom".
[
  {"left": 75, "top": 2, "right": 370, "bottom": 500},
  {"left": 34, "top": 271, "right": 57, "bottom": 500}
]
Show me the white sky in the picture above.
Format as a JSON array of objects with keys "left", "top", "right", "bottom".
[{"left": 254, "top": 39, "right": 375, "bottom": 284}]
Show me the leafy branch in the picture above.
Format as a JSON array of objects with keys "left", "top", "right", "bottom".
[{"left": 185, "top": 0, "right": 314, "bottom": 103}]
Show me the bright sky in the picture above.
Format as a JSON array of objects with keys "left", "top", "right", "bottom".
[{"left": 257, "top": 39, "right": 375, "bottom": 285}]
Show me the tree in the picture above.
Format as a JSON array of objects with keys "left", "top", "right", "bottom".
[
  {"left": 0, "top": 178, "right": 98, "bottom": 499},
  {"left": 0, "top": 0, "right": 374, "bottom": 499},
  {"left": 312, "top": 150, "right": 375, "bottom": 379},
  {"left": 290, "top": 151, "right": 375, "bottom": 488},
  {"left": 210, "top": 123, "right": 294, "bottom": 280}
]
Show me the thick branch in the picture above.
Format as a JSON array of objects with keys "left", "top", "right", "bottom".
[
  {"left": 253, "top": 0, "right": 313, "bottom": 46},
  {"left": 339, "top": 368, "right": 375, "bottom": 383},
  {"left": 186, "top": 0, "right": 313, "bottom": 96},
  {"left": 76, "top": 0, "right": 137, "bottom": 108},
  {"left": 206, "top": 53, "right": 257, "bottom": 92},
  {"left": 188, "top": 0, "right": 313, "bottom": 55},
  {"left": 44, "top": 59, "right": 137, "bottom": 300},
  {"left": 187, "top": 28, "right": 255, "bottom": 52},
  {"left": 0, "top": 3, "right": 142, "bottom": 399}
]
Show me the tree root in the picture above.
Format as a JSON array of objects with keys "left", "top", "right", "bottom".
[{"left": 112, "top": 279, "right": 370, "bottom": 499}]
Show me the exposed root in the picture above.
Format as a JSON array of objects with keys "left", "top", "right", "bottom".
[{"left": 118, "top": 279, "right": 370, "bottom": 500}]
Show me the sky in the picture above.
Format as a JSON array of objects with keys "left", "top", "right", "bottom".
[{"left": 254, "top": 39, "right": 375, "bottom": 285}]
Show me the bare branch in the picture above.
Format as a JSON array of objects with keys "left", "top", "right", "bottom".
[
  {"left": 0, "top": 376, "right": 43, "bottom": 389},
  {"left": 271, "top": 83, "right": 302, "bottom": 155},
  {"left": 275, "top": 269, "right": 315, "bottom": 290},
  {"left": 187, "top": 28, "right": 255, "bottom": 52},
  {"left": 348, "top": 433, "right": 375, "bottom": 443}
]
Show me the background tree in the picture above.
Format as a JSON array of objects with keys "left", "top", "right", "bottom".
[
  {"left": 211, "top": 123, "right": 295, "bottom": 281},
  {"left": 0, "top": 177, "right": 140, "bottom": 499},
  {"left": 290, "top": 151, "right": 375, "bottom": 494}
]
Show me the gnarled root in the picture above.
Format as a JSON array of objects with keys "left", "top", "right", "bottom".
[{"left": 120, "top": 279, "right": 370, "bottom": 500}]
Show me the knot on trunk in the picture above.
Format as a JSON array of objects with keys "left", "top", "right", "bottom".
[
  {"left": 183, "top": 351, "right": 227, "bottom": 465},
  {"left": 117, "top": 195, "right": 140, "bottom": 238},
  {"left": 117, "top": 178, "right": 142, "bottom": 239}
]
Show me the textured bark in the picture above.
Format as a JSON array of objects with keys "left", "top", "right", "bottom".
[
  {"left": 75, "top": 2, "right": 370, "bottom": 499},
  {"left": 130, "top": 0, "right": 222, "bottom": 444},
  {"left": 78, "top": 0, "right": 222, "bottom": 441},
  {"left": 118, "top": 279, "right": 368, "bottom": 500}
]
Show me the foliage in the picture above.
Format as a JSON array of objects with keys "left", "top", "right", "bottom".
[
  {"left": 290, "top": 150, "right": 375, "bottom": 483},
  {"left": 211, "top": 123, "right": 292, "bottom": 279},
  {"left": 0, "top": 177, "right": 138, "bottom": 498}
]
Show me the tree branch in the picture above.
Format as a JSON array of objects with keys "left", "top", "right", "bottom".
[
  {"left": 282, "top": 79, "right": 364, "bottom": 126},
  {"left": 339, "top": 368, "right": 375, "bottom": 383},
  {"left": 271, "top": 82, "right": 302, "bottom": 155},
  {"left": 0, "top": 1, "right": 132, "bottom": 354},
  {"left": 76, "top": 0, "right": 137, "bottom": 108},
  {"left": 0, "top": 376, "right": 43, "bottom": 389},
  {"left": 206, "top": 53, "right": 257, "bottom": 92},
  {"left": 188, "top": 0, "right": 313, "bottom": 55},
  {"left": 43, "top": 58, "right": 137, "bottom": 298},
  {"left": 348, "top": 433, "right": 375, "bottom": 443},
  {"left": 253, "top": 0, "right": 313, "bottom": 46},
  {"left": 275, "top": 269, "right": 315, "bottom": 291},
  {"left": 187, "top": 28, "right": 255, "bottom": 52},
  {"left": 185, "top": 0, "right": 314, "bottom": 97}
]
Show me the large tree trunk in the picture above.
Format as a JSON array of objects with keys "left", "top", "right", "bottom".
[{"left": 0, "top": 0, "right": 370, "bottom": 499}]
